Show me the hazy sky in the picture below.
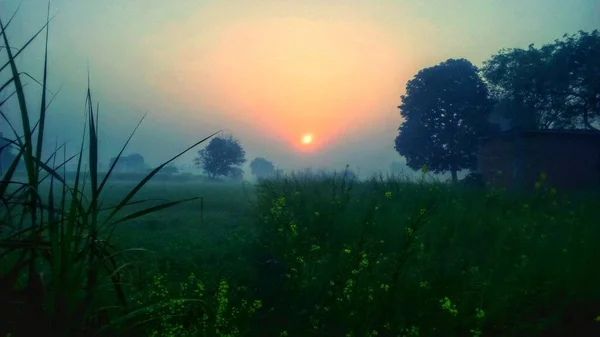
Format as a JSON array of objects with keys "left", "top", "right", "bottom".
[{"left": 2, "top": 0, "right": 599, "bottom": 176}]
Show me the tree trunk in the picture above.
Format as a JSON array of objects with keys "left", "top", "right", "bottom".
[
  {"left": 583, "top": 110, "right": 599, "bottom": 130},
  {"left": 451, "top": 169, "right": 458, "bottom": 184}
]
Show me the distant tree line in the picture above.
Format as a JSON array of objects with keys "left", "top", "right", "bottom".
[
  {"left": 394, "top": 30, "right": 600, "bottom": 183},
  {"left": 108, "top": 153, "right": 146, "bottom": 172},
  {"left": 191, "top": 135, "right": 289, "bottom": 181}
]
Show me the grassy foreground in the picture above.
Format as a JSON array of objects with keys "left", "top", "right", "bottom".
[
  {"left": 102, "top": 174, "right": 598, "bottom": 337},
  {"left": 4, "top": 172, "right": 600, "bottom": 336}
]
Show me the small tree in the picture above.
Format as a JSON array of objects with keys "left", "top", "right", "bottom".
[
  {"left": 250, "top": 157, "right": 276, "bottom": 179},
  {"left": 194, "top": 135, "right": 246, "bottom": 179},
  {"left": 127, "top": 153, "right": 146, "bottom": 171},
  {"left": 160, "top": 164, "right": 179, "bottom": 175},
  {"left": 108, "top": 153, "right": 146, "bottom": 172},
  {"left": 394, "top": 58, "right": 495, "bottom": 183}
]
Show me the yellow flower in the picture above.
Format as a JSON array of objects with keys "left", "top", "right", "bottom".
[
  {"left": 384, "top": 191, "right": 393, "bottom": 199},
  {"left": 440, "top": 297, "right": 458, "bottom": 316}
]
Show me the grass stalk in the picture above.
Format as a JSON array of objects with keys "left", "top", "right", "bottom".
[{"left": 0, "top": 4, "right": 219, "bottom": 335}]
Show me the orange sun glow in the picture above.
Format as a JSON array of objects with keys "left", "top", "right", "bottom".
[
  {"left": 301, "top": 133, "right": 314, "bottom": 145},
  {"left": 155, "top": 9, "right": 405, "bottom": 154}
]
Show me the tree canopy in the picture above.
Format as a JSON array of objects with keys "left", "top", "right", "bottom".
[
  {"left": 481, "top": 30, "right": 600, "bottom": 130},
  {"left": 194, "top": 135, "right": 246, "bottom": 179},
  {"left": 394, "top": 58, "right": 495, "bottom": 183},
  {"left": 250, "top": 157, "right": 276, "bottom": 179},
  {"left": 160, "top": 164, "right": 179, "bottom": 175}
]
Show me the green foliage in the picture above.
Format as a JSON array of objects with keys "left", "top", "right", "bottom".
[
  {"left": 99, "top": 174, "right": 600, "bottom": 337},
  {"left": 249, "top": 174, "right": 600, "bottom": 336},
  {"left": 481, "top": 29, "right": 600, "bottom": 130},
  {"left": 135, "top": 273, "right": 262, "bottom": 337},
  {"left": 394, "top": 58, "right": 495, "bottom": 183},
  {"left": 194, "top": 136, "right": 247, "bottom": 180}
]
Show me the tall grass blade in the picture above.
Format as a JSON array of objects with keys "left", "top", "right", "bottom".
[
  {"left": 0, "top": 149, "right": 23, "bottom": 196},
  {"left": 102, "top": 130, "right": 221, "bottom": 226},
  {"left": 110, "top": 197, "right": 201, "bottom": 226},
  {"left": 95, "top": 113, "right": 147, "bottom": 198},
  {"left": 34, "top": 2, "right": 51, "bottom": 182},
  {"left": 0, "top": 15, "right": 56, "bottom": 74},
  {"left": 0, "top": 14, "right": 37, "bottom": 239},
  {"left": 0, "top": 87, "right": 18, "bottom": 106}
]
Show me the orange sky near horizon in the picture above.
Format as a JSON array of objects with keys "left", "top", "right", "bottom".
[{"left": 157, "top": 14, "right": 409, "bottom": 153}]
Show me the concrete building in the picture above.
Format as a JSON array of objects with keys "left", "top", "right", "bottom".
[{"left": 477, "top": 130, "right": 600, "bottom": 191}]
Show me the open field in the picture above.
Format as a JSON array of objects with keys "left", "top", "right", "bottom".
[{"left": 54, "top": 173, "right": 599, "bottom": 337}]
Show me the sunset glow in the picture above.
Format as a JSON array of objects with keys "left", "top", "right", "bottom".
[
  {"left": 301, "top": 134, "right": 314, "bottom": 145},
  {"left": 153, "top": 7, "right": 406, "bottom": 153},
  {"left": 66, "top": 0, "right": 598, "bottom": 173}
]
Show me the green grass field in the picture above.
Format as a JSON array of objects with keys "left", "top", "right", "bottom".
[{"left": 80, "top": 173, "right": 599, "bottom": 337}]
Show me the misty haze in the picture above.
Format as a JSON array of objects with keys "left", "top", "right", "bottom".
[{"left": 1, "top": 0, "right": 599, "bottom": 336}]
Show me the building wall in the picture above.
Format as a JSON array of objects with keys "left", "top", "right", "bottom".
[
  {"left": 478, "top": 132, "right": 600, "bottom": 191},
  {"left": 477, "top": 136, "right": 516, "bottom": 187}
]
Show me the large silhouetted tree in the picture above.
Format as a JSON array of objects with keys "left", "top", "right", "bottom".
[
  {"left": 194, "top": 135, "right": 246, "bottom": 179},
  {"left": 481, "top": 30, "right": 600, "bottom": 130},
  {"left": 394, "top": 58, "right": 495, "bottom": 183},
  {"left": 250, "top": 157, "right": 275, "bottom": 179}
]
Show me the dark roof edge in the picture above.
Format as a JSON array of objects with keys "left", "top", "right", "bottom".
[{"left": 479, "top": 129, "right": 600, "bottom": 141}]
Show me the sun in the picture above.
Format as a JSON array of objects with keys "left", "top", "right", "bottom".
[{"left": 301, "top": 133, "right": 314, "bottom": 145}]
